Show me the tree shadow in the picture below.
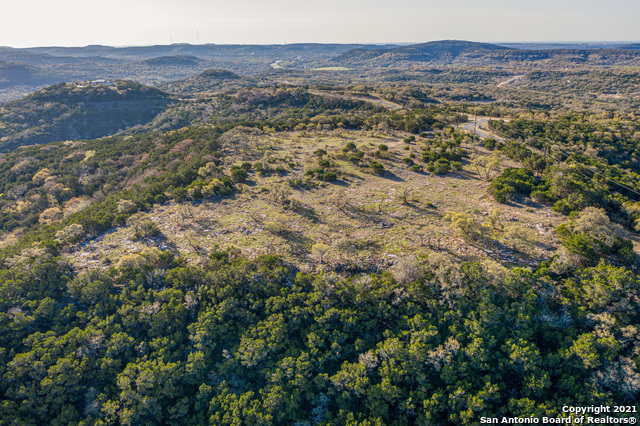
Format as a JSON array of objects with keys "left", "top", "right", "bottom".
[
  {"left": 287, "top": 199, "right": 322, "bottom": 223},
  {"left": 403, "top": 201, "right": 439, "bottom": 215},
  {"left": 381, "top": 171, "right": 405, "bottom": 182},
  {"left": 140, "top": 231, "right": 181, "bottom": 255},
  {"left": 447, "top": 171, "right": 472, "bottom": 180}
]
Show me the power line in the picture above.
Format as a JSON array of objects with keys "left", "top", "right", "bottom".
[
  {"left": 486, "top": 119, "right": 640, "bottom": 199},
  {"left": 481, "top": 123, "right": 640, "bottom": 201},
  {"left": 491, "top": 120, "right": 640, "bottom": 198},
  {"left": 487, "top": 124, "right": 606, "bottom": 184}
]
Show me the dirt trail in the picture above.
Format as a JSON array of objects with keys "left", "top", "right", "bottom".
[
  {"left": 309, "top": 90, "right": 403, "bottom": 110},
  {"left": 497, "top": 75, "right": 525, "bottom": 87}
]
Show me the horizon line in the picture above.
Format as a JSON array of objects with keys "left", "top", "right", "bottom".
[{"left": 1, "top": 40, "right": 639, "bottom": 50}]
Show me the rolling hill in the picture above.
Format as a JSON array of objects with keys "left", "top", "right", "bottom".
[
  {"left": 0, "top": 61, "right": 62, "bottom": 88},
  {"left": 156, "top": 68, "right": 253, "bottom": 95},
  {"left": 0, "top": 80, "right": 172, "bottom": 151},
  {"left": 332, "top": 39, "right": 640, "bottom": 67},
  {"left": 140, "top": 55, "right": 204, "bottom": 67}
]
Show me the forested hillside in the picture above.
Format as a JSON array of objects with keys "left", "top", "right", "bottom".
[{"left": 0, "top": 80, "right": 171, "bottom": 151}]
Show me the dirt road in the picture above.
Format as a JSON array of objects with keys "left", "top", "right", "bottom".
[
  {"left": 461, "top": 116, "right": 495, "bottom": 139},
  {"left": 308, "top": 90, "right": 403, "bottom": 110},
  {"left": 497, "top": 75, "right": 525, "bottom": 87}
]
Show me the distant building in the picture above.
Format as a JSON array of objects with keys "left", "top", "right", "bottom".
[{"left": 90, "top": 79, "right": 114, "bottom": 87}]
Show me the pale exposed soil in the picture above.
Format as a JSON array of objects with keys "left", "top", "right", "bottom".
[{"left": 68, "top": 129, "right": 565, "bottom": 273}]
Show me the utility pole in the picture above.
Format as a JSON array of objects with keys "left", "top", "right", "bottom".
[
  {"left": 473, "top": 109, "right": 477, "bottom": 141},
  {"left": 455, "top": 106, "right": 459, "bottom": 130}
]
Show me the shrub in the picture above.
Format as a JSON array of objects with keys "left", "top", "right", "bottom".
[
  {"left": 378, "top": 144, "right": 389, "bottom": 151},
  {"left": 127, "top": 213, "right": 161, "bottom": 240},
  {"left": 342, "top": 142, "right": 357, "bottom": 152},
  {"left": 409, "top": 165, "right": 423, "bottom": 173},
  {"left": 403, "top": 158, "right": 414, "bottom": 166},
  {"left": 348, "top": 151, "right": 364, "bottom": 163},
  {"left": 531, "top": 189, "right": 555, "bottom": 203},
  {"left": 617, "top": 240, "right": 636, "bottom": 265},
  {"left": 428, "top": 159, "right": 451, "bottom": 175},
  {"left": 117, "top": 199, "right": 138, "bottom": 214},
  {"left": 198, "top": 162, "right": 221, "bottom": 179},
  {"left": 489, "top": 168, "right": 537, "bottom": 203},
  {"left": 203, "top": 178, "right": 233, "bottom": 197},
  {"left": 188, "top": 184, "right": 204, "bottom": 200},
  {"left": 55, "top": 223, "right": 85, "bottom": 246},
  {"left": 564, "top": 233, "right": 599, "bottom": 266},
  {"left": 444, "top": 211, "right": 488, "bottom": 242},
  {"left": 172, "top": 187, "right": 188, "bottom": 202},
  {"left": 230, "top": 168, "right": 247, "bottom": 183},
  {"left": 39, "top": 207, "right": 63, "bottom": 224},
  {"left": 492, "top": 185, "right": 517, "bottom": 203},
  {"left": 483, "top": 138, "right": 497, "bottom": 150},
  {"left": 370, "top": 162, "right": 385, "bottom": 175},
  {"left": 323, "top": 172, "right": 337, "bottom": 182},
  {"left": 116, "top": 254, "right": 148, "bottom": 269},
  {"left": 114, "top": 214, "right": 128, "bottom": 226}
]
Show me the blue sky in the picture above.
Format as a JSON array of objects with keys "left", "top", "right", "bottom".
[{"left": 2, "top": 0, "right": 639, "bottom": 47}]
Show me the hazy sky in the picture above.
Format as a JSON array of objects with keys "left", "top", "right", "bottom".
[{"left": 2, "top": 0, "right": 639, "bottom": 47}]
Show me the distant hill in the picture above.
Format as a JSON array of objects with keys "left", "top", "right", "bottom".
[
  {"left": 0, "top": 49, "right": 91, "bottom": 66},
  {"left": 0, "top": 61, "right": 62, "bottom": 88},
  {"left": 141, "top": 55, "right": 204, "bottom": 67},
  {"left": 333, "top": 40, "right": 512, "bottom": 64},
  {"left": 196, "top": 69, "right": 242, "bottom": 80},
  {"left": 24, "top": 43, "right": 398, "bottom": 61},
  {"left": 391, "top": 40, "right": 511, "bottom": 57},
  {"left": 157, "top": 68, "right": 254, "bottom": 95},
  {"left": 332, "top": 40, "right": 640, "bottom": 67},
  {"left": 617, "top": 43, "right": 640, "bottom": 50},
  {"left": 498, "top": 42, "right": 633, "bottom": 50},
  {"left": 0, "top": 80, "right": 172, "bottom": 151}
]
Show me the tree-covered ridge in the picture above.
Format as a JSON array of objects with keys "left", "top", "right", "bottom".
[
  {"left": 0, "top": 61, "right": 62, "bottom": 89},
  {"left": 332, "top": 40, "right": 640, "bottom": 68},
  {"left": 140, "top": 55, "right": 204, "bottom": 67},
  {"left": 157, "top": 69, "right": 253, "bottom": 96},
  {"left": 0, "top": 249, "right": 638, "bottom": 424},
  {"left": 0, "top": 125, "right": 226, "bottom": 240},
  {"left": 0, "top": 80, "right": 172, "bottom": 151}
]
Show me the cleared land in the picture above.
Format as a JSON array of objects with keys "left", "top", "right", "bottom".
[{"left": 69, "top": 129, "right": 563, "bottom": 273}]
